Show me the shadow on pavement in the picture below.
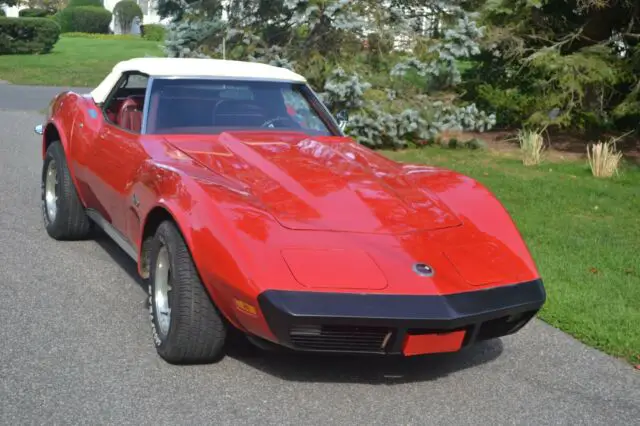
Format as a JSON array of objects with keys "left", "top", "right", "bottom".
[
  {"left": 93, "top": 228, "right": 146, "bottom": 291},
  {"left": 226, "top": 337, "right": 503, "bottom": 384}
]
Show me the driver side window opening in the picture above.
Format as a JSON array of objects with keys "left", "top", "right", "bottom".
[{"left": 102, "top": 72, "right": 150, "bottom": 134}]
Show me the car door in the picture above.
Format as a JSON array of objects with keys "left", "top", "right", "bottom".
[
  {"left": 81, "top": 72, "right": 150, "bottom": 243},
  {"left": 88, "top": 123, "right": 148, "bottom": 233}
]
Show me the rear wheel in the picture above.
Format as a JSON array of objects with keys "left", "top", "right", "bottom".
[
  {"left": 41, "top": 141, "right": 92, "bottom": 240},
  {"left": 148, "top": 220, "right": 227, "bottom": 364}
]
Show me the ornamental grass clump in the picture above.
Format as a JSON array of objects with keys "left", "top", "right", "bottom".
[
  {"left": 587, "top": 138, "right": 623, "bottom": 178},
  {"left": 518, "top": 128, "right": 545, "bottom": 166}
]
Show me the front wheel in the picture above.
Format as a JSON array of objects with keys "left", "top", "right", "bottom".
[{"left": 148, "top": 220, "right": 227, "bottom": 364}]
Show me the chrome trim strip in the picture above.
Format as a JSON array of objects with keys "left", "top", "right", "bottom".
[{"left": 86, "top": 209, "right": 138, "bottom": 261}]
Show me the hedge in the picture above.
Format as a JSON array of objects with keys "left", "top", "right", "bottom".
[
  {"left": 55, "top": 6, "right": 112, "bottom": 34},
  {"left": 67, "top": 0, "right": 104, "bottom": 7},
  {"left": 141, "top": 24, "right": 165, "bottom": 41},
  {"left": 0, "top": 17, "right": 61, "bottom": 54},
  {"left": 19, "top": 8, "right": 50, "bottom": 18}
]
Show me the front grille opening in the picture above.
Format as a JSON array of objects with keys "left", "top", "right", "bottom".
[
  {"left": 289, "top": 324, "right": 393, "bottom": 353},
  {"left": 476, "top": 310, "right": 537, "bottom": 341}
]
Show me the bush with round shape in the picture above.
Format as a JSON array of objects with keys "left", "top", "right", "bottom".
[
  {"left": 0, "top": 17, "right": 61, "bottom": 54},
  {"left": 113, "top": 0, "right": 142, "bottom": 34},
  {"left": 56, "top": 6, "right": 112, "bottom": 34},
  {"left": 0, "top": 8, "right": 6, "bottom": 17},
  {"left": 19, "top": 8, "right": 49, "bottom": 18}
]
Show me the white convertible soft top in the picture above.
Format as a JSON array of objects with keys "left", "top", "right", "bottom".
[{"left": 90, "top": 57, "right": 307, "bottom": 104}]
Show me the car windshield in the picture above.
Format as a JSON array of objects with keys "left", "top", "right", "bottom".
[{"left": 145, "top": 78, "right": 337, "bottom": 136}]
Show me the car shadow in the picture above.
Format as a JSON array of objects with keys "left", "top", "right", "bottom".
[
  {"left": 92, "top": 228, "right": 146, "bottom": 292},
  {"left": 225, "top": 338, "right": 504, "bottom": 385},
  {"left": 91, "top": 229, "right": 504, "bottom": 384}
]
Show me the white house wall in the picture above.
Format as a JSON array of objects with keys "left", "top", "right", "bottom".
[{"left": 2, "top": 5, "right": 20, "bottom": 17}]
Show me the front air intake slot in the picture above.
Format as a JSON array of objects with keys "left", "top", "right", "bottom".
[{"left": 289, "top": 324, "right": 393, "bottom": 353}]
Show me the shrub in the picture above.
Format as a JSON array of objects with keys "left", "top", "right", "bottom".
[
  {"left": 67, "top": 0, "right": 103, "bottom": 7},
  {"left": 19, "top": 8, "right": 50, "bottom": 18},
  {"left": 142, "top": 23, "right": 165, "bottom": 41},
  {"left": 113, "top": 0, "right": 142, "bottom": 34},
  {"left": 56, "top": 6, "right": 112, "bottom": 34},
  {"left": 0, "top": 9, "right": 5, "bottom": 17},
  {"left": 0, "top": 17, "right": 61, "bottom": 54},
  {"left": 587, "top": 138, "right": 623, "bottom": 178}
]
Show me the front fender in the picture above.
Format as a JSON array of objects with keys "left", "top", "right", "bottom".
[
  {"left": 135, "top": 163, "right": 272, "bottom": 334},
  {"left": 403, "top": 165, "right": 540, "bottom": 281}
]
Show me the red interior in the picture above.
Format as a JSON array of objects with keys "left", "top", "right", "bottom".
[{"left": 105, "top": 95, "right": 145, "bottom": 132}]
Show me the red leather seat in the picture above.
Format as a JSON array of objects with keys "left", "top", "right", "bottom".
[{"left": 117, "top": 97, "right": 143, "bottom": 133}]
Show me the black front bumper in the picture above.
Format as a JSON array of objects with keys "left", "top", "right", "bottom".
[{"left": 257, "top": 279, "right": 545, "bottom": 355}]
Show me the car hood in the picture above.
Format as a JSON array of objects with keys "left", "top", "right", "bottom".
[{"left": 165, "top": 131, "right": 462, "bottom": 235}]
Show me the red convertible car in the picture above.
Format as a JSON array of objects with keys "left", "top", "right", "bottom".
[{"left": 36, "top": 57, "right": 545, "bottom": 364}]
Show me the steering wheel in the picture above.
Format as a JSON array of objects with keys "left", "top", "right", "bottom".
[{"left": 261, "top": 116, "right": 300, "bottom": 129}]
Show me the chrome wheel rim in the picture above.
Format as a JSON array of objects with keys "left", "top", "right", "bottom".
[
  {"left": 44, "top": 159, "right": 58, "bottom": 222},
  {"left": 154, "top": 245, "right": 172, "bottom": 338}
]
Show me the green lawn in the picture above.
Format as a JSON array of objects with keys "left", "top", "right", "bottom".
[
  {"left": 384, "top": 147, "right": 640, "bottom": 364},
  {"left": 0, "top": 35, "right": 164, "bottom": 86}
]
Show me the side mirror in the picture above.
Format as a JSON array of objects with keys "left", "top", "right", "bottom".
[{"left": 335, "top": 109, "right": 349, "bottom": 131}]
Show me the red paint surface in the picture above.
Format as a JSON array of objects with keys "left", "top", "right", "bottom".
[
  {"left": 281, "top": 248, "right": 388, "bottom": 290},
  {"left": 402, "top": 330, "right": 467, "bottom": 356},
  {"left": 40, "top": 92, "right": 541, "bottom": 342}
]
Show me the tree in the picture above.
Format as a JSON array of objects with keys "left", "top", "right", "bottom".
[
  {"left": 157, "top": 0, "right": 223, "bottom": 20},
  {"left": 462, "top": 0, "right": 640, "bottom": 132}
]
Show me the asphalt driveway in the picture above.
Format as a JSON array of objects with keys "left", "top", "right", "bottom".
[{"left": 0, "top": 82, "right": 638, "bottom": 425}]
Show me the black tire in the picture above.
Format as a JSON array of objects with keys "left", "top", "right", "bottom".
[
  {"left": 148, "top": 220, "right": 227, "bottom": 364},
  {"left": 41, "top": 141, "right": 92, "bottom": 240}
]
